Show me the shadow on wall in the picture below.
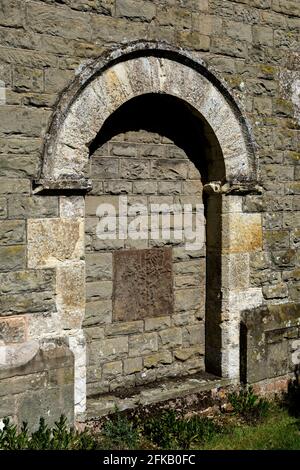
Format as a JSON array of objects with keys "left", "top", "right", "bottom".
[
  {"left": 89, "top": 92, "right": 226, "bottom": 378},
  {"left": 90, "top": 93, "right": 225, "bottom": 185}
]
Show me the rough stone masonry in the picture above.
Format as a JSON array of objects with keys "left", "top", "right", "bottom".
[{"left": 0, "top": 0, "right": 299, "bottom": 429}]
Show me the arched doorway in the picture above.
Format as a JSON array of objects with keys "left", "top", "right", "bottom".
[
  {"left": 33, "top": 42, "right": 261, "bottom": 416},
  {"left": 84, "top": 93, "right": 225, "bottom": 396}
]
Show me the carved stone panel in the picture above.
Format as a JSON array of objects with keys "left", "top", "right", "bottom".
[{"left": 113, "top": 247, "right": 173, "bottom": 321}]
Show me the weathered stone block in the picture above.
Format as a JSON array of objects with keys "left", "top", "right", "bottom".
[
  {"left": 103, "top": 180, "right": 133, "bottom": 194},
  {"left": 157, "top": 5, "right": 191, "bottom": 29},
  {"left": 0, "top": 0, "right": 25, "bottom": 28},
  {"left": 89, "top": 337, "right": 128, "bottom": 362},
  {"left": 151, "top": 159, "right": 188, "bottom": 180},
  {"left": 253, "top": 25, "right": 274, "bottom": 46},
  {"left": 0, "top": 179, "right": 30, "bottom": 195},
  {"left": 59, "top": 196, "right": 84, "bottom": 218},
  {"left": 119, "top": 159, "right": 150, "bottom": 179},
  {"left": 0, "top": 269, "right": 55, "bottom": 294},
  {"left": 102, "top": 361, "right": 122, "bottom": 379},
  {"left": 84, "top": 300, "right": 112, "bottom": 326},
  {"left": 86, "top": 280, "right": 112, "bottom": 301},
  {"left": 56, "top": 261, "right": 85, "bottom": 329},
  {"left": 222, "top": 253, "right": 250, "bottom": 290},
  {"left": 0, "top": 316, "right": 27, "bottom": 343},
  {"left": 26, "top": 2, "right": 91, "bottom": 41},
  {"left": 27, "top": 218, "right": 84, "bottom": 268},
  {"left": 8, "top": 196, "right": 58, "bottom": 219},
  {"left": 0, "top": 291, "right": 55, "bottom": 315},
  {"left": 0, "top": 220, "right": 25, "bottom": 245},
  {"left": 13, "top": 66, "right": 43, "bottom": 92},
  {"left": 0, "top": 197, "right": 7, "bottom": 218},
  {"left": 263, "top": 283, "right": 288, "bottom": 300},
  {"left": 144, "top": 316, "right": 171, "bottom": 332},
  {"left": 105, "top": 321, "right": 144, "bottom": 336},
  {"left": 85, "top": 196, "right": 120, "bottom": 216},
  {"left": 222, "top": 213, "right": 263, "bottom": 254},
  {"left": 185, "top": 324, "right": 205, "bottom": 346},
  {"left": 264, "top": 230, "right": 290, "bottom": 250},
  {"left": 158, "top": 181, "right": 182, "bottom": 195},
  {"left": 0, "top": 153, "right": 39, "bottom": 178},
  {"left": 132, "top": 181, "right": 157, "bottom": 194},
  {"left": 116, "top": 0, "right": 155, "bottom": 22},
  {"left": 128, "top": 332, "right": 158, "bottom": 357},
  {"left": 174, "top": 345, "right": 203, "bottom": 361},
  {"left": 0, "top": 372, "right": 46, "bottom": 398},
  {"left": 0, "top": 245, "right": 26, "bottom": 271},
  {"left": 91, "top": 157, "right": 119, "bottom": 179},
  {"left": 159, "top": 327, "right": 182, "bottom": 348},
  {"left": 175, "top": 274, "right": 202, "bottom": 288},
  {"left": 211, "top": 36, "right": 247, "bottom": 58},
  {"left": 123, "top": 357, "right": 143, "bottom": 374},
  {"left": 0, "top": 106, "right": 51, "bottom": 137},
  {"left": 143, "top": 351, "right": 172, "bottom": 368},
  {"left": 44, "top": 68, "right": 73, "bottom": 94},
  {"left": 174, "top": 288, "right": 203, "bottom": 313},
  {"left": 86, "top": 252, "right": 112, "bottom": 281}
]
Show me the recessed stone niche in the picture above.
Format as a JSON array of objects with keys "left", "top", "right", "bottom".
[{"left": 112, "top": 247, "right": 174, "bottom": 322}]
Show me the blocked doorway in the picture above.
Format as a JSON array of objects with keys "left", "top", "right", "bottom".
[{"left": 84, "top": 93, "right": 225, "bottom": 397}]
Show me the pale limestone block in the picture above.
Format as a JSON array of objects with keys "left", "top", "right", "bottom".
[
  {"left": 60, "top": 196, "right": 85, "bottom": 218},
  {"left": 27, "top": 218, "right": 84, "bottom": 268},
  {"left": 56, "top": 261, "right": 85, "bottom": 329}
]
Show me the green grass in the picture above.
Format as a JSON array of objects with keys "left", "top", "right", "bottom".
[
  {"left": 1, "top": 392, "right": 300, "bottom": 450},
  {"left": 198, "top": 409, "right": 300, "bottom": 450}
]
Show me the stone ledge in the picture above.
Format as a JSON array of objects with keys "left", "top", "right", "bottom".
[
  {"left": 203, "top": 181, "right": 263, "bottom": 195},
  {"left": 33, "top": 178, "right": 92, "bottom": 194},
  {"left": 84, "top": 372, "right": 236, "bottom": 420}
]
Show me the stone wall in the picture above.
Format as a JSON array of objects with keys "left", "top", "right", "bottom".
[
  {"left": 0, "top": 339, "right": 74, "bottom": 430},
  {"left": 85, "top": 127, "right": 206, "bottom": 396},
  {"left": 0, "top": 0, "right": 299, "bottom": 422}
]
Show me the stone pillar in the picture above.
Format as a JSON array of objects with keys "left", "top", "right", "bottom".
[
  {"left": 220, "top": 194, "right": 263, "bottom": 379},
  {"left": 26, "top": 195, "right": 86, "bottom": 417}
]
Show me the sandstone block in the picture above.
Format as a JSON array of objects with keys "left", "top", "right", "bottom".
[
  {"left": 102, "top": 361, "right": 123, "bottom": 379},
  {"left": 123, "top": 356, "right": 143, "bottom": 374},
  {"left": 86, "top": 252, "right": 112, "bottom": 281},
  {"left": 0, "top": 316, "right": 27, "bottom": 343},
  {"left": 56, "top": 261, "right": 85, "bottom": 329},
  {"left": 128, "top": 332, "right": 158, "bottom": 357},
  {"left": 0, "top": 198, "right": 7, "bottom": 218},
  {"left": 119, "top": 159, "right": 150, "bottom": 179},
  {"left": 105, "top": 321, "right": 144, "bottom": 336},
  {"left": 91, "top": 157, "right": 119, "bottom": 179},
  {"left": 151, "top": 159, "right": 188, "bottom": 180},
  {"left": 263, "top": 283, "right": 288, "bottom": 299},
  {"left": 144, "top": 316, "right": 171, "bottom": 332},
  {"left": 84, "top": 300, "right": 112, "bottom": 327},
  {"left": 89, "top": 337, "right": 128, "bottom": 363},
  {"left": 174, "top": 345, "right": 203, "bottom": 361},
  {"left": 0, "top": 220, "right": 25, "bottom": 245},
  {"left": 143, "top": 351, "right": 172, "bottom": 368},
  {"left": 59, "top": 196, "right": 84, "bottom": 218},
  {"left": 0, "top": 178, "right": 30, "bottom": 195},
  {"left": 8, "top": 196, "right": 58, "bottom": 219},
  {"left": 174, "top": 288, "right": 203, "bottom": 313},
  {"left": 27, "top": 218, "right": 84, "bottom": 268},
  {"left": 86, "top": 280, "right": 112, "bottom": 301},
  {"left": 13, "top": 66, "right": 43, "bottom": 92},
  {"left": 116, "top": 0, "right": 155, "bottom": 22},
  {"left": 222, "top": 213, "right": 263, "bottom": 254},
  {"left": 0, "top": 269, "right": 55, "bottom": 294},
  {"left": 0, "top": 245, "right": 26, "bottom": 271},
  {"left": 159, "top": 327, "right": 182, "bottom": 348}
]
